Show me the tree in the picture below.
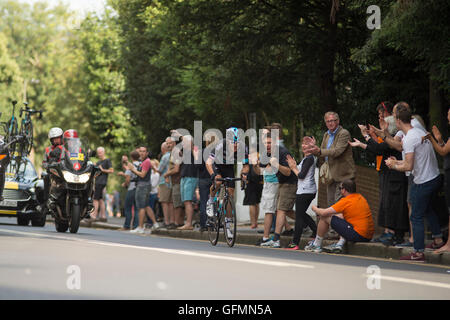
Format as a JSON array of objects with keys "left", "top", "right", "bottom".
[
  {"left": 0, "top": 31, "right": 22, "bottom": 115},
  {"left": 356, "top": 0, "right": 450, "bottom": 131}
]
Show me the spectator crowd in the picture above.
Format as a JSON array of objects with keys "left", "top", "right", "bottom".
[{"left": 88, "top": 104, "right": 450, "bottom": 262}]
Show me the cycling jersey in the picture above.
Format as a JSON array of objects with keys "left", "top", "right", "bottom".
[{"left": 209, "top": 139, "right": 249, "bottom": 186}]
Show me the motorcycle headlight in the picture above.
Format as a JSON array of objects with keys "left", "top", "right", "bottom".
[{"left": 62, "top": 171, "right": 91, "bottom": 184}]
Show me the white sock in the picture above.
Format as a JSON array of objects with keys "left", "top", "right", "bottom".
[
  {"left": 262, "top": 237, "right": 269, "bottom": 241},
  {"left": 337, "top": 238, "right": 346, "bottom": 246},
  {"left": 313, "top": 236, "right": 323, "bottom": 247}
]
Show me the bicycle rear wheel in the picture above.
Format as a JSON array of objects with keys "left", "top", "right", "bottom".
[
  {"left": 24, "top": 121, "right": 33, "bottom": 154},
  {"left": 207, "top": 201, "right": 221, "bottom": 246},
  {"left": 7, "top": 119, "right": 18, "bottom": 156},
  {"left": 223, "top": 198, "right": 237, "bottom": 247}
]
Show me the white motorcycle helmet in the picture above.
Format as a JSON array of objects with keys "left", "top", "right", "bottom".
[{"left": 48, "top": 127, "right": 63, "bottom": 142}]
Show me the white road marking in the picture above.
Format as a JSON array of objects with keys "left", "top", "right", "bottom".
[
  {"left": 0, "top": 228, "right": 314, "bottom": 269},
  {"left": 364, "top": 274, "right": 450, "bottom": 290}
]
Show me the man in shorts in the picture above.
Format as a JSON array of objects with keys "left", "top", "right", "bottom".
[
  {"left": 258, "top": 128, "right": 298, "bottom": 248},
  {"left": 127, "top": 146, "right": 160, "bottom": 233},
  {"left": 254, "top": 128, "right": 279, "bottom": 246},
  {"left": 157, "top": 141, "right": 174, "bottom": 228},
  {"left": 92, "top": 147, "right": 114, "bottom": 222},
  {"left": 305, "top": 179, "right": 374, "bottom": 253},
  {"left": 164, "top": 141, "right": 184, "bottom": 226}
]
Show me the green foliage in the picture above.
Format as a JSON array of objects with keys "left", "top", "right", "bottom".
[
  {"left": 0, "top": 32, "right": 22, "bottom": 112},
  {"left": 0, "top": 0, "right": 447, "bottom": 174}
]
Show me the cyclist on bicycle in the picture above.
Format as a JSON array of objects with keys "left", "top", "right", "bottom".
[{"left": 205, "top": 127, "right": 250, "bottom": 217}]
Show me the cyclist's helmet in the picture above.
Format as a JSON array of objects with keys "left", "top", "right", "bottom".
[
  {"left": 63, "top": 129, "right": 78, "bottom": 144},
  {"left": 48, "top": 127, "right": 63, "bottom": 145},
  {"left": 226, "top": 127, "right": 239, "bottom": 143}
]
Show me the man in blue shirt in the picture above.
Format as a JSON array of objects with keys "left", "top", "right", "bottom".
[{"left": 306, "top": 111, "right": 356, "bottom": 206}]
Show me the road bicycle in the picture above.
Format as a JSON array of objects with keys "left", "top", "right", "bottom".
[
  {"left": 207, "top": 177, "right": 243, "bottom": 247},
  {"left": 14, "top": 102, "right": 42, "bottom": 172},
  {"left": 1, "top": 100, "right": 20, "bottom": 158},
  {"left": 1, "top": 101, "right": 42, "bottom": 174}
]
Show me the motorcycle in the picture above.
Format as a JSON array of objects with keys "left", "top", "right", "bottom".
[{"left": 47, "top": 138, "right": 99, "bottom": 233}]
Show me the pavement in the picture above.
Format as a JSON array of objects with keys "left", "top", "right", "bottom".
[{"left": 68, "top": 216, "right": 450, "bottom": 266}]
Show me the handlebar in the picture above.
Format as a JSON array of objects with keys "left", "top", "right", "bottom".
[
  {"left": 216, "top": 177, "right": 242, "bottom": 182},
  {"left": 20, "top": 107, "right": 43, "bottom": 119}
]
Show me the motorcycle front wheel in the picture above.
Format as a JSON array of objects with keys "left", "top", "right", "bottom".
[
  {"left": 55, "top": 218, "right": 68, "bottom": 232},
  {"left": 69, "top": 203, "right": 81, "bottom": 234}
]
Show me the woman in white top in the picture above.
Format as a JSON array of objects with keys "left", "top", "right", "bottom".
[{"left": 285, "top": 136, "right": 318, "bottom": 250}]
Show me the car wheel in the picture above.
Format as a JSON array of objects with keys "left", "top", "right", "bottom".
[
  {"left": 31, "top": 213, "right": 46, "bottom": 227},
  {"left": 17, "top": 215, "right": 30, "bottom": 226}
]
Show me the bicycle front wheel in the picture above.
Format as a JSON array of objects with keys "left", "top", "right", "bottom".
[
  {"left": 207, "top": 203, "right": 220, "bottom": 246},
  {"left": 223, "top": 199, "right": 237, "bottom": 247}
]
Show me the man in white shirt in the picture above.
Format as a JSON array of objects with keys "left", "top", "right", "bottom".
[
  {"left": 385, "top": 105, "right": 444, "bottom": 262},
  {"left": 370, "top": 102, "right": 427, "bottom": 247}
]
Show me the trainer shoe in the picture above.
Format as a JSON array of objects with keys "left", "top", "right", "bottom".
[
  {"left": 381, "top": 235, "right": 404, "bottom": 247},
  {"left": 399, "top": 251, "right": 425, "bottom": 262},
  {"left": 151, "top": 222, "right": 161, "bottom": 231},
  {"left": 260, "top": 239, "right": 274, "bottom": 247},
  {"left": 304, "top": 241, "right": 322, "bottom": 253},
  {"left": 286, "top": 243, "right": 300, "bottom": 250},
  {"left": 395, "top": 240, "right": 413, "bottom": 248},
  {"left": 322, "top": 242, "right": 344, "bottom": 253},
  {"left": 226, "top": 229, "right": 233, "bottom": 239},
  {"left": 372, "top": 232, "right": 393, "bottom": 243},
  {"left": 130, "top": 227, "right": 145, "bottom": 234},
  {"left": 270, "top": 240, "right": 281, "bottom": 248}
]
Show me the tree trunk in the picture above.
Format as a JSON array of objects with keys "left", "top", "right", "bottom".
[
  {"left": 429, "top": 65, "right": 446, "bottom": 135},
  {"left": 292, "top": 117, "right": 297, "bottom": 153},
  {"left": 318, "top": 7, "right": 338, "bottom": 113},
  {"left": 261, "top": 111, "right": 270, "bottom": 126}
]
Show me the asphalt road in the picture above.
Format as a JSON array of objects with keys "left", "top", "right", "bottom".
[{"left": 0, "top": 217, "right": 449, "bottom": 300}]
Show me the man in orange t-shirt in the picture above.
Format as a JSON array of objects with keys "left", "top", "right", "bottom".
[{"left": 304, "top": 179, "right": 374, "bottom": 254}]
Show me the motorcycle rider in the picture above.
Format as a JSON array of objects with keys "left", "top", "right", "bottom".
[
  {"left": 43, "top": 127, "right": 64, "bottom": 170},
  {"left": 42, "top": 128, "right": 64, "bottom": 211}
]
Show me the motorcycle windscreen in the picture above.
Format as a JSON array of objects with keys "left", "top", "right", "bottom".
[{"left": 63, "top": 138, "right": 88, "bottom": 172}]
